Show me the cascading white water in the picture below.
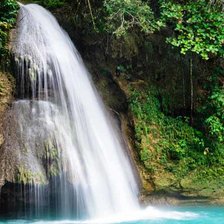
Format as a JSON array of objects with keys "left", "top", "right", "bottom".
[{"left": 13, "top": 3, "right": 140, "bottom": 219}]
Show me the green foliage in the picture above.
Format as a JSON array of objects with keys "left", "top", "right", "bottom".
[
  {"left": 0, "top": 0, "right": 18, "bottom": 57},
  {"left": 206, "top": 89, "right": 224, "bottom": 141},
  {"left": 31, "top": 0, "right": 65, "bottom": 9},
  {"left": 99, "top": 0, "right": 224, "bottom": 60},
  {"left": 129, "top": 86, "right": 208, "bottom": 174},
  {"left": 19, "top": 0, "right": 223, "bottom": 61},
  {"left": 198, "top": 67, "right": 224, "bottom": 158},
  {"left": 0, "top": 0, "right": 18, "bottom": 23},
  {"left": 206, "top": 114, "right": 224, "bottom": 142},
  {"left": 103, "top": 0, "right": 161, "bottom": 37},
  {"left": 25, "top": 0, "right": 222, "bottom": 61},
  {"left": 160, "top": 0, "right": 224, "bottom": 59}
]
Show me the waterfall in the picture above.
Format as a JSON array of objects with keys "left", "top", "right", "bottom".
[{"left": 12, "top": 3, "right": 140, "bottom": 219}]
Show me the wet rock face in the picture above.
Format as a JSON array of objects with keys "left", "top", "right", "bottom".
[
  {"left": 0, "top": 100, "right": 63, "bottom": 186},
  {"left": 0, "top": 100, "right": 79, "bottom": 218},
  {"left": 0, "top": 179, "right": 78, "bottom": 218},
  {"left": 0, "top": 71, "right": 14, "bottom": 185}
]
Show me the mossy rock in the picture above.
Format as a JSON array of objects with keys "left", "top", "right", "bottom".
[
  {"left": 153, "top": 171, "right": 176, "bottom": 190},
  {"left": 16, "top": 166, "right": 47, "bottom": 185},
  {"left": 180, "top": 168, "right": 224, "bottom": 198}
]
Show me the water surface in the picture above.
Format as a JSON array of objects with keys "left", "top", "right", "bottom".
[{"left": 1, "top": 206, "right": 223, "bottom": 224}]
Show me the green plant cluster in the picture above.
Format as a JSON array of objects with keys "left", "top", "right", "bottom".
[
  {"left": 128, "top": 87, "right": 212, "bottom": 175},
  {"left": 205, "top": 89, "right": 224, "bottom": 143},
  {"left": 101, "top": 0, "right": 224, "bottom": 59},
  {"left": 104, "top": 0, "right": 161, "bottom": 37},
  {"left": 198, "top": 67, "right": 224, "bottom": 164},
  {"left": 0, "top": 0, "right": 18, "bottom": 58},
  {"left": 160, "top": 0, "right": 224, "bottom": 59}
]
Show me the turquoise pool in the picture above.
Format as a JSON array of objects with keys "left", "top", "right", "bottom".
[{"left": 0, "top": 206, "right": 224, "bottom": 224}]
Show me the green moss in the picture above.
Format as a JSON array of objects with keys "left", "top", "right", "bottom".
[
  {"left": 44, "top": 139, "right": 59, "bottom": 159},
  {"left": 43, "top": 139, "right": 60, "bottom": 177},
  {"left": 16, "top": 166, "right": 46, "bottom": 185},
  {"left": 180, "top": 166, "right": 224, "bottom": 197}
]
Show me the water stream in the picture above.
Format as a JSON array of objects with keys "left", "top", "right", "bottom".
[{"left": 12, "top": 3, "right": 139, "bottom": 219}]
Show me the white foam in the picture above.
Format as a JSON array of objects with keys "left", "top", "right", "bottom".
[{"left": 31, "top": 207, "right": 199, "bottom": 224}]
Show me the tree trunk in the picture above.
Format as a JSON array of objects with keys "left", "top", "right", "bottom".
[
  {"left": 87, "top": 0, "right": 96, "bottom": 29},
  {"left": 189, "top": 57, "right": 193, "bottom": 125},
  {"left": 183, "top": 68, "right": 186, "bottom": 110}
]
